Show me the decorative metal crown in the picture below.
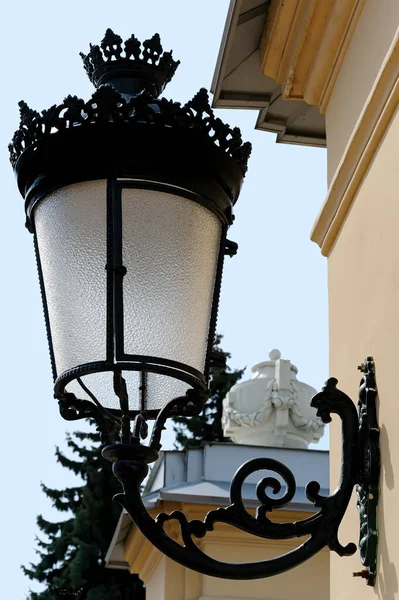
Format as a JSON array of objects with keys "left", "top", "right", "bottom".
[
  {"left": 9, "top": 87, "right": 251, "bottom": 175},
  {"left": 80, "top": 29, "right": 180, "bottom": 95}
]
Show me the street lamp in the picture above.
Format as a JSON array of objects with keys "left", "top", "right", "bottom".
[{"left": 10, "top": 29, "right": 380, "bottom": 586}]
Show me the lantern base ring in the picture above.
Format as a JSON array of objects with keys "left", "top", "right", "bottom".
[
  {"left": 54, "top": 358, "right": 207, "bottom": 422},
  {"left": 103, "top": 358, "right": 380, "bottom": 584}
]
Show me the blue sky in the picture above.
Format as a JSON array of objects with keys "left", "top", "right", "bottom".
[{"left": 0, "top": 1, "right": 327, "bottom": 597}]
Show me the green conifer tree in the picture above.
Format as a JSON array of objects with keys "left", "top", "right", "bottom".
[
  {"left": 173, "top": 336, "right": 244, "bottom": 448},
  {"left": 23, "top": 428, "right": 145, "bottom": 600}
]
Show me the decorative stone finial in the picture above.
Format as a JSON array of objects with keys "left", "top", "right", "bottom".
[
  {"left": 223, "top": 350, "right": 324, "bottom": 449},
  {"left": 80, "top": 29, "right": 180, "bottom": 97}
]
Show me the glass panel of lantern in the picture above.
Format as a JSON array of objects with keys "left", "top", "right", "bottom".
[{"left": 34, "top": 179, "right": 222, "bottom": 416}]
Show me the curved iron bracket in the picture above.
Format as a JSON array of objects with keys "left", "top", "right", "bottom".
[
  {"left": 60, "top": 360, "right": 380, "bottom": 583},
  {"left": 107, "top": 373, "right": 358, "bottom": 579}
]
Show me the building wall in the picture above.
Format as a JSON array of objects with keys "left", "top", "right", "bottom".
[
  {"left": 321, "top": 0, "right": 399, "bottom": 596},
  {"left": 125, "top": 504, "right": 329, "bottom": 600},
  {"left": 328, "top": 102, "right": 399, "bottom": 598},
  {"left": 200, "top": 533, "right": 329, "bottom": 600},
  {"left": 325, "top": 0, "right": 399, "bottom": 184}
]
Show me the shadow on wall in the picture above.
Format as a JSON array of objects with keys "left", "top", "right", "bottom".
[{"left": 376, "top": 424, "right": 397, "bottom": 600}]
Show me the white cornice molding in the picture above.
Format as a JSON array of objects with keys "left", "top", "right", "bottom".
[{"left": 311, "top": 29, "right": 399, "bottom": 256}]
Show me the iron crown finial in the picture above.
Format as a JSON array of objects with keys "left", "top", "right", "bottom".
[{"left": 80, "top": 29, "right": 180, "bottom": 97}]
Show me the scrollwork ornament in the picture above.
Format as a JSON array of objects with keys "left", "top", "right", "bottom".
[
  {"left": 102, "top": 372, "right": 380, "bottom": 581},
  {"left": 58, "top": 392, "right": 113, "bottom": 446},
  {"left": 223, "top": 378, "right": 274, "bottom": 428},
  {"left": 223, "top": 378, "right": 324, "bottom": 441},
  {"left": 52, "top": 361, "right": 379, "bottom": 584},
  {"left": 9, "top": 87, "right": 251, "bottom": 174}
]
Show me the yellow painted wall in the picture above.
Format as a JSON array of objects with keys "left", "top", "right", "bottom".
[
  {"left": 325, "top": 0, "right": 399, "bottom": 184},
  {"left": 124, "top": 503, "right": 329, "bottom": 600},
  {"left": 200, "top": 537, "right": 329, "bottom": 600},
  {"left": 328, "top": 103, "right": 399, "bottom": 598},
  {"left": 144, "top": 556, "right": 188, "bottom": 600}
]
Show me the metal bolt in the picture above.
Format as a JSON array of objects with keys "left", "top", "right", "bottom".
[{"left": 353, "top": 570, "right": 369, "bottom": 579}]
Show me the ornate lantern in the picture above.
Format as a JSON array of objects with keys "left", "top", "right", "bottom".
[
  {"left": 10, "top": 30, "right": 380, "bottom": 586},
  {"left": 9, "top": 30, "right": 250, "bottom": 435}
]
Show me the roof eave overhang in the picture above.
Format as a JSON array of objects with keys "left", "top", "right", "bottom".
[{"left": 212, "top": 0, "right": 365, "bottom": 148}]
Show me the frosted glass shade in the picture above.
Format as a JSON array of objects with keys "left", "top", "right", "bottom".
[
  {"left": 121, "top": 188, "right": 221, "bottom": 371},
  {"left": 35, "top": 180, "right": 107, "bottom": 374},
  {"left": 34, "top": 179, "right": 222, "bottom": 415}
]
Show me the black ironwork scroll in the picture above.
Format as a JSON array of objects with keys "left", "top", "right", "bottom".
[{"left": 59, "top": 360, "right": 380, "bottom": 584}]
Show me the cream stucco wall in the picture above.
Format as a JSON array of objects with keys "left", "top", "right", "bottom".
[
  {"left": 200, "top": 536, "right": 329, "bottom": 600},
  {"left": 144, "top": 556, "right": 196, "bottom": 600},
  {"left": 328, "top": 103, "right": 399, "bottom": 598},
  {"left": 143, "top": 537, "right": 329, "bottom": 600},
  {"left": 125, "top": 504, "right": 329, "bottom": 600},
  {"left": 325, "top": 0, "right": 399, "bottom": 184}
]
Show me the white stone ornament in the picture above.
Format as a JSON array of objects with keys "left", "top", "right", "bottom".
[{"left": 222, "top": 349, "right": 324, "bottom": 449}]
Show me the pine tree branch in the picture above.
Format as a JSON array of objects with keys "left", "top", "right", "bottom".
[
  {"left": 24, "top": 425, "right": 143, "bottom": 599},
  {"left": 54, "top": 448, "right": 87, "bottom": 477}
]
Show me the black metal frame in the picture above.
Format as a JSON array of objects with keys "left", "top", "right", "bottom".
[
  {"left": 50, "top": 176, "right": 228, "bottom": 418},
  {"left": 355, "top": 357, "right": 380, "bottom": 585},
  {"left": 33, "top": 228, "right": 57, "bottom": 381},
  {"left": 98, "top": 358, "right": 380, "bottom": 584},
  {"left": 80, "top": 29, "right": 180, "bottom": 97},
  {"left": 12, "top": 90, "right": 248, "bottom": 221},
  {"left": 110, "top": 179, "right": 230, "bottom": 360}
]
